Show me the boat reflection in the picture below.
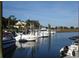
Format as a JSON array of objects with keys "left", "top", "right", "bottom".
[
  {"left": 14, "top": 41, "right": 38, "bottom": 57},
  {"left": 15, "top": 41, "right": 37, "bottom": 48},
  {"left": 13, "top": 34, "right": 56, "bottom": 58}
]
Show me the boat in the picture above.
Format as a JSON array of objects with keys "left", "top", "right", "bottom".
[
  {"left": 69, "top": 36, "right": 79, "bottom": 40},
  {"left": 40, "top": 28, "right": 56, "bottom": 37},
  {"left": 60, "top": 36, "right": 79, "bottom": 58},
  {"left": 60, "top": 45, "right": 78, "bottom": 57},
  {"left": 15, "top": 32, "right": 38, "bottom": 42},
  {"left": 40, "top": 28, "right": 49, "bottom": 37},
  {"left": 51, "top": 30, "right": 56, "bottom": 34},
  {"left": 3, "top": 32, "right": 16, "bottom": 49}
]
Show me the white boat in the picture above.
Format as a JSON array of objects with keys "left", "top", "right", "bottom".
[
  {"left": 40, "top": 28, "right": 49, "bottom": 37},
  {"left": 15, "top": 27, "right": 56, "bottom": 41},
  {"left": 40, "top": 28, "right": 56, "bottom": 37},
  {"left": 51, "top": 30, "right": 56, "bottom": 34},
  {"left": 60, "top": 41, "right": 79, "bottom": 57},
  {"left": 16, "top": 32, "right": 23, "bottom": 36},
  {"left": 15, "top": 32, "right": 38, "bottom": 41}
]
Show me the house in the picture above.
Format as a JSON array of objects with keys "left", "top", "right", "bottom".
[{"left": 14, "top": 21, "right": 26, "bottom": 30}]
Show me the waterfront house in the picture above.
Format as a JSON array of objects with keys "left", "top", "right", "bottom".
[{"left": 14, "top": 21, "right": 26, "bottom": 31}]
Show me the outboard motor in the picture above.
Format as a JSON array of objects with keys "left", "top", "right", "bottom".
[{"left": 60, "top": 46, "right": 69, "bottom": 57}]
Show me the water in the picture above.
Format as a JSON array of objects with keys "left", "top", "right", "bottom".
[{"left": 3, "top": 32, "right": 79, "bottom": 58}]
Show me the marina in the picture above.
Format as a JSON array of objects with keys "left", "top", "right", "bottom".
[
  {"left": 1, "top": 1, "right": 79, "bottom": 58},
  {"left": 60, "top": 35, "right": 79, "bottom": 58},
  {"left": 2, "top": 32, "right": 79, "bottom": 58}
]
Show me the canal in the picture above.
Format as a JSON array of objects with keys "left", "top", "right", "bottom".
[{"left": 3, "top": 32, "right": 79, "bottom": 58}]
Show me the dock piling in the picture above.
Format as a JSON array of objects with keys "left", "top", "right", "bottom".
[
  {"left": 0, "top": 2, "right": 3, "bottom": 58},
  {"left": 48, "top": 24, "right": 51, "bottom": 37}
]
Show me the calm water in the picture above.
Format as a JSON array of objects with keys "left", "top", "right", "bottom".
[{"left": 4, "top": 32, "right": 79, "bottom": 58}]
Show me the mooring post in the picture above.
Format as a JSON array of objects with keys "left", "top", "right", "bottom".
[
  {"left": 78, "top": 39, "right": 79, "bottom": 52},
  {"left": 48, "top": 24, "right": 51, "bottom": 37},
  {"left": 0, "top": 1, "right": 3, "bottom": 58}
]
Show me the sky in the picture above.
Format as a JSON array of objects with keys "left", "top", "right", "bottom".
[{"left": 3, "top": 1, "right": 79, "bottom": 27}]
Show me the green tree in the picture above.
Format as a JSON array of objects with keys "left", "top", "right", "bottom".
[
  {"left": 70, "top": 26, "right": 74, "bottom": 29},
  {"left": 25, "top": 19, "right": 40, "bottom": 29},
  {"left": 2, "top": 17, "right": 8, "bottom": 29},
  {"left": 7, "top": 15, "right": 17, "bottom": 32},
  {"left": 59, "top": 26, "right": 64, "bottom": 29},
  {"left": 63, "top": 26, "right": 69, "bottom": 29},
  {"left": 8, "top": 15, "right": 17, "bottom": 28},
  {"left": 55, "top": 26, "right": 58, "bottom": 29}
]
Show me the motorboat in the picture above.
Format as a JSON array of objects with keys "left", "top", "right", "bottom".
[
  {"left": 3, "top": 32, "right": 16, "bottom": 48},
  {"left": 60, "top": 39, "right": 79, "bottom": 57},
  {"left": 40, "top": 28, "right": 49, "bottom": 37},
  {"left": 51, "top": 30, "right": 56, "bottom": 34},
  {"left": 15, "top": 32, "right": 38, "bottom": 42},
  {"left": 40, "top": 28, "right": 56, "bottom": 37}
]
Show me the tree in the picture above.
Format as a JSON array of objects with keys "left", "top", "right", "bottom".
[
  {"left": 7, "top": 15, "right": 18, "bottom": 32},
  {"left": 70, "top": 26, "right": 74, "bottom": 29},
  {"left": 63, "top": 26, "right": 69, "bottom": 29},
  {"left": 8, "top": 15, "right": 17, "bottom": 28},
  {"left": 75, "top": 27, "right": 79, "bottom": 29},
  {"left": 55, "top": 26, "right": 58, "bottom": 29},
  {"left": 59, "top": 26, "right": 64, "bottom": 29},
  {"left": 25, "top": 19, "right": 40, "bottom": 29},
  {"left": 2, "top": 17, "right": 8, "bottom": 29}
]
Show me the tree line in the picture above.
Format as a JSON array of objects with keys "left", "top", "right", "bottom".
[
  {"left": 2, "top": 15, "right": 40, "bottom": 31},
  {"left": 53, "top": 26, "right": 79, "bottom": 29},
  {"left": 2, "top": 15, "right": 79, "bottom": 31}
]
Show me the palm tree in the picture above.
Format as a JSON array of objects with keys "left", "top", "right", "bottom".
[
  {"left": 25, "top": 19, "right": 40, "bottom": 29},
  {"left": 8, "top": 15, "right": 17, "bottom": 32}
]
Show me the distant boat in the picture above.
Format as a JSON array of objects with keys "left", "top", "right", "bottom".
[
  {"left": 51, "top": 30, "right": 56, "bottom": 34},
  {"left": 40, "top": 28, "right": 56, "bottom": 37},
  {"left": 40, "top": 28, "right": 49, "bottom": 37}
]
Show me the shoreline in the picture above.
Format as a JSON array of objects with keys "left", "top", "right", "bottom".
[{"left": 54, "top": 29, "right": 79, "bottom": 32}]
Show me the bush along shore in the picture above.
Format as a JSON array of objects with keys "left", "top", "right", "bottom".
[{"left": 55, "top": 29, "right": 79, "bottom": 32}]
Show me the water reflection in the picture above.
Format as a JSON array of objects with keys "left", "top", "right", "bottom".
[
  {"left": 14, "top": 37, "right": 52, "bottom": 58},
  {"left": 13, "top": 41, "right": 38, "bottom": 58},
  {"left": 12, "top": 32, "right": 78, "bottom": 58},
  {"left": 3, "top": 44, "right": 16, "bottom": 58},
  {"left": 15, "top": 41, "right": 36, "bottom": 48}
]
